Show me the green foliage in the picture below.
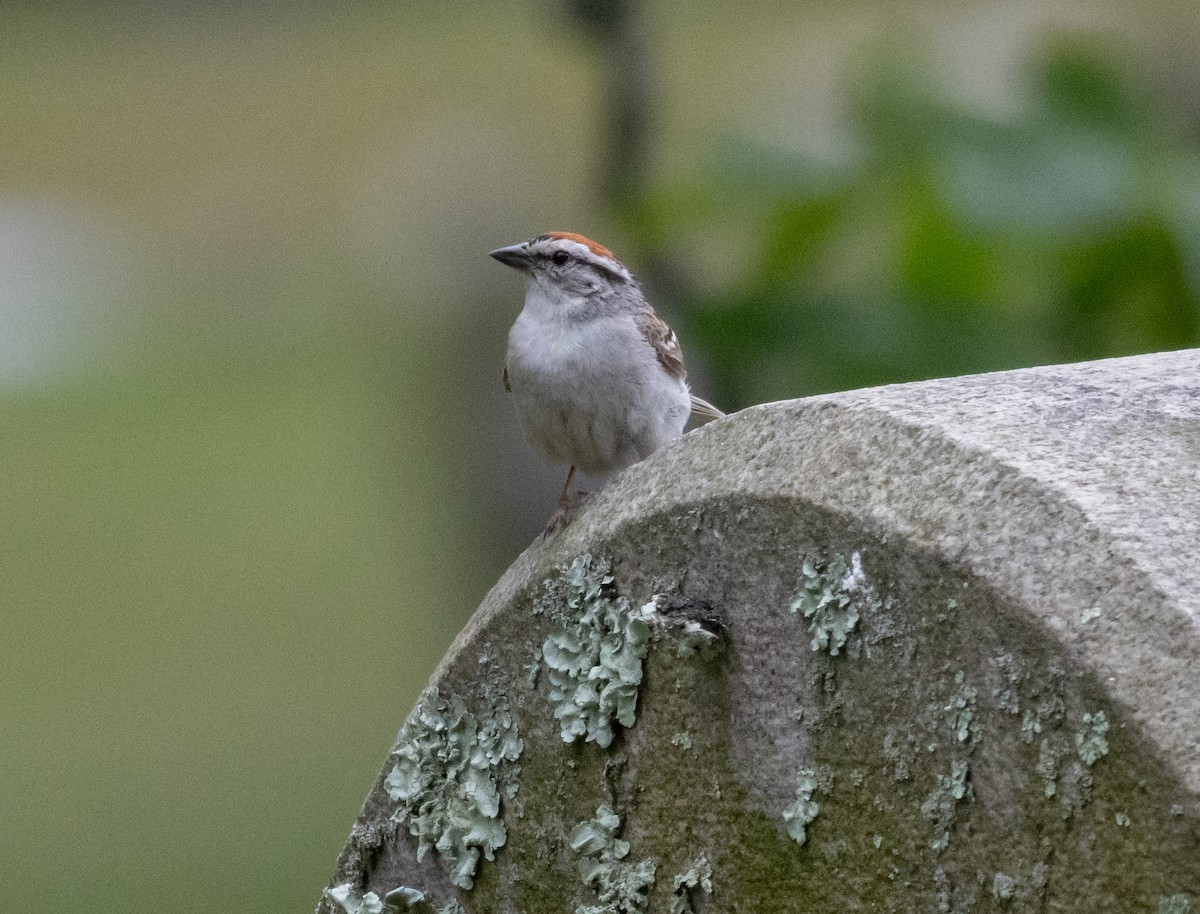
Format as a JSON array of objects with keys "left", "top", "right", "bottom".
[
  {"left": 540, "top": 555, "right": 651, "bottom": 748},
  {"left": 623, "top": 42, "right": 1200, "bottom": 405},
  {"left": 384, "top": 691, "right": 523, "bottom": 890}
]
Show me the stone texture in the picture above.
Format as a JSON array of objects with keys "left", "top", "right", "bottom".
[{"left": 320, "top": 350, "right": 1200, "bottom": 914}]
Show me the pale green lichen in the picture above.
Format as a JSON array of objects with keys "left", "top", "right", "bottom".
[
  {"left": 1037, "top": 739, "right": 1066, "bottom": 798},
  {"left": 939, "top": 671, "right": 980, "bottom": 746},
  {"left": 1031, "top": 862, "right": 1049, "bottom": 891},
  {"left": 570, "top": 805, "right": 657, "bottom": 914},
  {"left": 669, "top": 855, "right": 714, "bottom": 914},
  {"left": 540, "top": 555, "right": 651, "bottom": 748},
  {"left": 525, "top": 648, "right": 541, "bottom": 689},
  {"left": 671, "top": 731, "right": 693, "bottom": 750},
  {"left": 790, "top": 552, "right": 878, "bottom": 655},
  {"left": 376, "top": 888, "right": 466, "bottom": 914},
  {"left": 535, "top": 553, "right": 615, "bottom": 618},
  {"left": 1158, "top": 894, "right": 1193, "bottom": 914},
  {"left": 782, "top": 769, "right": 820, "bottom": 845},
  {"left": 384, "top": 690, "right": 523, "bottom": 889},
  {"left": 882, "top": 731, "right": 912, "bottom": 782},
  {"left": 992, "top": 872, "right": 1016, "bottom": 902},
  {"left": 1114, "top": 811, "right": 1131, "bottom": 827},
  {"left": 383, "top": 886, "right": 427, "bottom": 909},
  {"left": 921, "top": 761, "right": 971, "bottom": 854},
  {"left": 1076, "top": 711, "right": 1110, "bottom": 767},
  {"left": 325, "top": 884, "right": 385, "bottom": 914},
  {"left": 1020, "top": 710, "right": 1042, "bottom": 745},
  {"left": 670, "top": 619, "right": 720, "bottom": 657}
]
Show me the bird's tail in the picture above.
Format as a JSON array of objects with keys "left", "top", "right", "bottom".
[{"left": 689, "top": 394, "right": 726, "bottom": 423}]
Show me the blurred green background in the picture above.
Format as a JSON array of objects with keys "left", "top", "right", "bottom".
[{"left": 2, "top": 3, "right": 1198, "bottom": 912}]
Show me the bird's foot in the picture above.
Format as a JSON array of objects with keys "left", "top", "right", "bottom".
[
  {"left": 542, "top": 504, "right": 571, "bottom": 538},
  {"left": 541, "top": 491, "right": 590, "bottom": 538}
]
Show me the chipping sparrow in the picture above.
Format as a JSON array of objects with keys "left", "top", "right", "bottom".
[{"left": 490, "top": 231, "right": 724, "bottom": 532}]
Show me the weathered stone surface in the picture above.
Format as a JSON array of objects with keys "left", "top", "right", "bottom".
[{"left": 320, "top": 350, "right": 1200, "bottom": 914}]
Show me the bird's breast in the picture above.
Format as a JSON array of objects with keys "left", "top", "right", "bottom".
[{"left": 505, "top": 309, "right": 690, "bottom": 475}]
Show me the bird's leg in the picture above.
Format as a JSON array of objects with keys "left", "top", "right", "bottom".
[{"left": 544, "top": 466, "right": 577, "bottom": 535}]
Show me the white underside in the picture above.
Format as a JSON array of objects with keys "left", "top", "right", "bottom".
[{"left": 506, "top": 290, "right": 691, "bottom": 476}]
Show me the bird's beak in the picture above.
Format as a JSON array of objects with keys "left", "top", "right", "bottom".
[{"left": 489, "top": 242, "right": 532, "bottom": 272}]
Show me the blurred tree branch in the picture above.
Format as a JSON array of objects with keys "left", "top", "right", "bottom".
[
  {"left": 559, "top": 0, "right": 696, "bottom": 326},
  {"left": 560, "top": 0, "right": 653, "bottom": 205}
]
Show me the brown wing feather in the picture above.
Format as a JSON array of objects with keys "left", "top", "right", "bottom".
[
  {"left": 503, "top": 364, "right": 511, "bottom": 392},
  {"left": 635, "top": 307, "right": 686, "bottom": 381}
]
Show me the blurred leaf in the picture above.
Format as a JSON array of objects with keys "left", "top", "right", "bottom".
[
  {"left": 1034, "top": 41, "right": 1148, "bottom": 134},
  {"left": 759, "top": 192, "right": 846, "bottom": 281},
  {"left": 896, "top": 173, "right": 996, "bottom": 306},
  {"left": 627, "top": 40, "right": 1200, "bottom": 409},
  {"left": 1057, "top": 215, "right": 1199, "bottom": 357}
]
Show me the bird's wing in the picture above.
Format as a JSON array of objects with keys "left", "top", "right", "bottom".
[
  {"left": 503, "top": 364, "right": 511, "bottom": 392},
  {"left": 635, "top": 306, "right": 686, "bottom": 381},
  {"left": 636, "top": 307, "right": 725, "bottom": 422}
]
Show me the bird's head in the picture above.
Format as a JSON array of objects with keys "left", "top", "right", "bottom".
[{"left": 489, "top": 232, "right": 634, "bottom": 305}]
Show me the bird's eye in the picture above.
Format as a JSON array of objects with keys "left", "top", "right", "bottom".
[{"left": 552, "top": 251, "right": 570, "bottom": 266}]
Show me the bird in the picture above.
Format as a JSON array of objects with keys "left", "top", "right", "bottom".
[{"left": 490, "top": 231, "right": 724, "bottom": 533}]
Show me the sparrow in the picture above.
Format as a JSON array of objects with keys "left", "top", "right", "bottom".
[{"left": 490, "top": 231, "right": 724, "bottom": 532}]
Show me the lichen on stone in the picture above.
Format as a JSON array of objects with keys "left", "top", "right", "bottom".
[
  {"left": 633, "top": 594, "right": 724, "bottom": 657},
  {"left": 939, "top": 671, "right": 980, "bottom": 746},
  {"left": 669, "top": 855, "right": 714, "bottom": 914},
  {"left": 921, "top": 760, "right": 971, "bottom": 854},
  {"left": 992, "top": 872, "right": 1016, "bottom": 902},
  {"left": 790, "top": 551, "right": 879, "bottom": 655},
  {"left": 376, "top": 888, "right": 466, "bottom": 914},
  {"left": 673, "top": 622, "right": 719, "bottom": 656},
  {"left": 883, "top": 731, "right": 912, "bottom": 782},
  {"left": 1075, "top": 711, "right": 1110, "bottom": 767},
  {"left": 1020, "top": 709, "right": 1042, "bottom": 744},
  {"left": 384, "top": 690, "right": 523, "bottom": 889},
  {"left": 671, "top": 731, "right": 693, "bottom": 750},
  {"left": 1037, "top": 738, "right": 1066, "bottom": 798},
  {"left": 1158, "top": 894, "right": 1193, "bottom": 914},
  {"left": 783, "top": 768, "right": 821, "bottom": 845},
  {"left": 540, "top": 555, "right": 651, "bottom": 748},
  {"left": 570, "top": 804, "right": 657, "bottom": 914},
  {"left": 383, "top": 886, "right": 427, "bottom": 909},
  {"left": 325, "top": 884, "right": 386, "bottom": 914},
  {"left": 535, "top": 552, "right": 615, "bottom": 620}
]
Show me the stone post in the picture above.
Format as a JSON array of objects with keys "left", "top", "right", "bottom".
[{"left": 320, "top": 350, "right": 1200, "bottom": 914}]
